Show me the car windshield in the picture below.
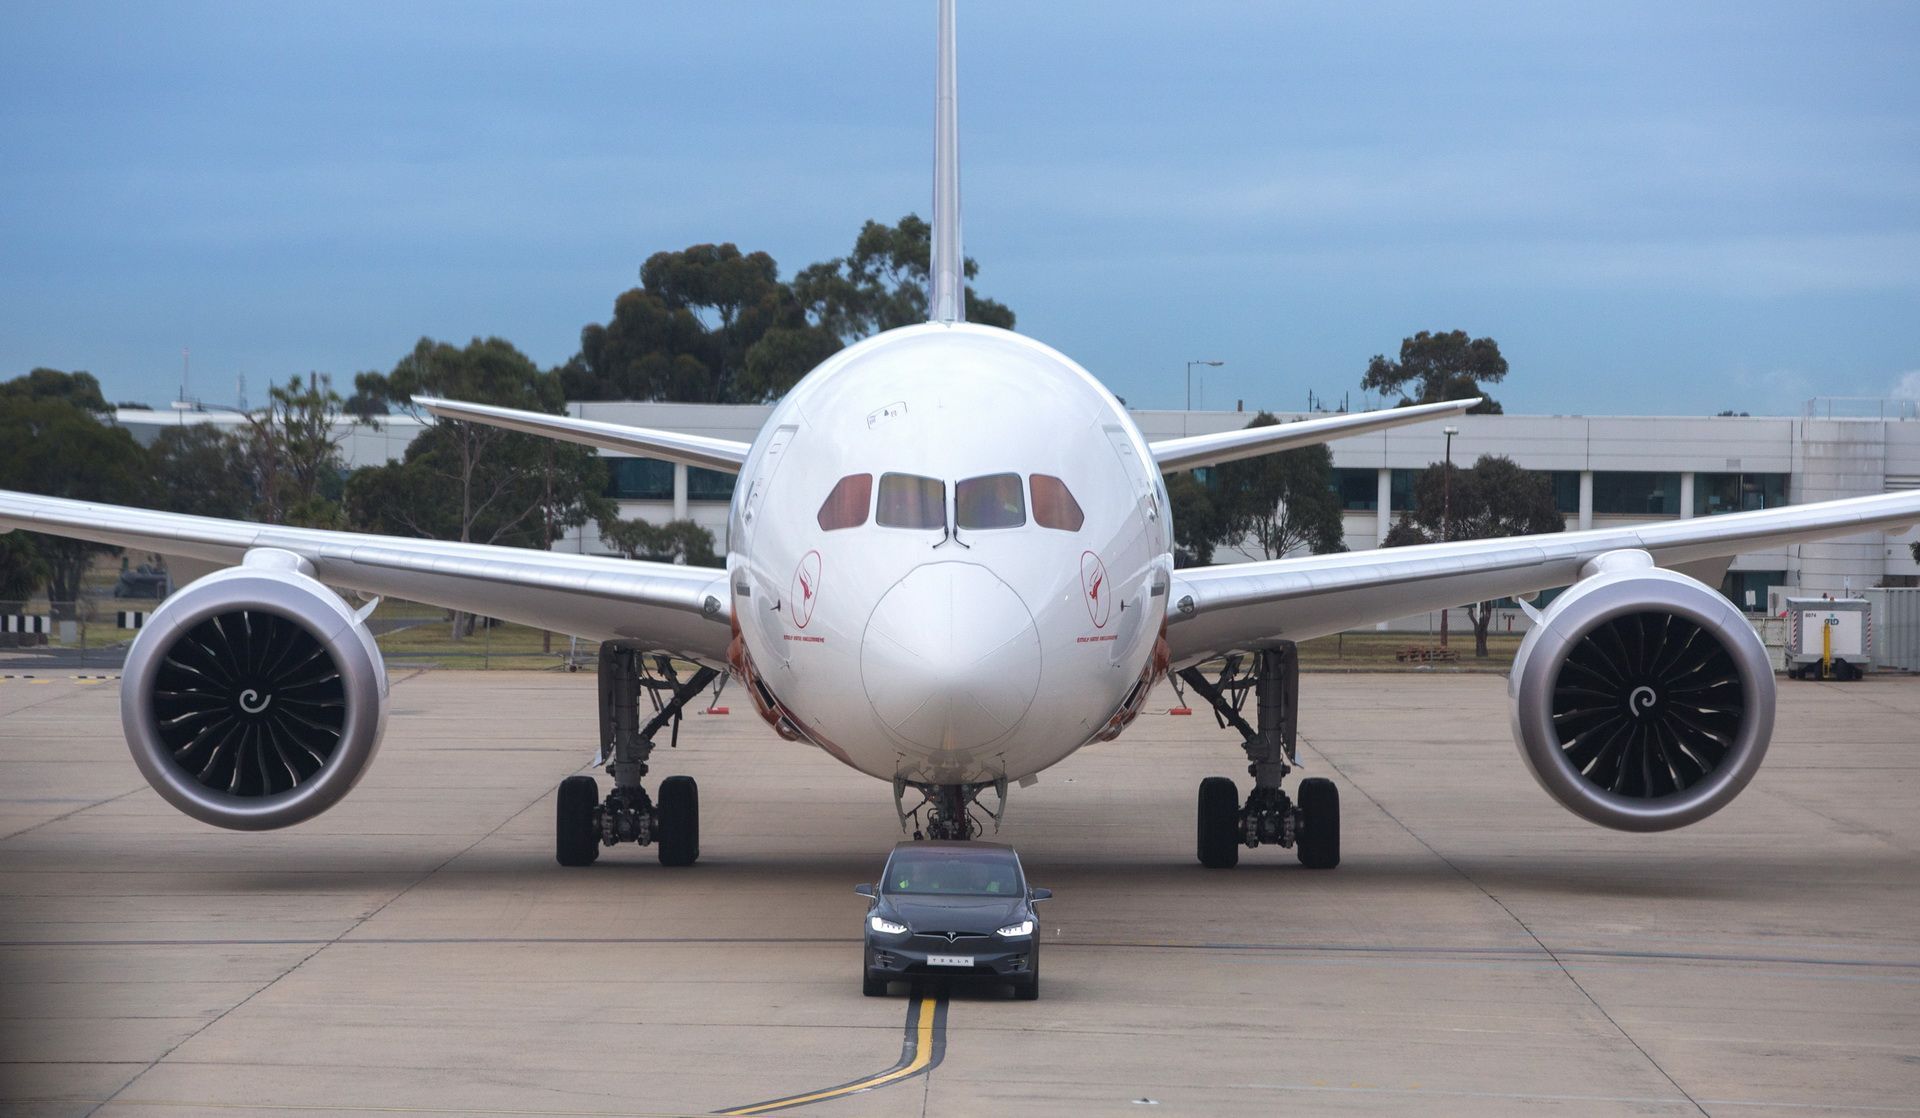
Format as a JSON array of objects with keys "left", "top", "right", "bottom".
[{"left": 883, "top": 848, "right": 1023, "bottom": 896}]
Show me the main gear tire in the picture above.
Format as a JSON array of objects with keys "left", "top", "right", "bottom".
[
  {"left": 657, "top": 775, "right": 699, "bottom": 867},
  {"left": 556, "top": 776, "right": 600, "bottom": 867},
  {"left": 1197, "top": 776, "right": 1241, "bottom": 869},
  {"left": 1296, "top": 777, "right": 1340, "bottom": 869}
]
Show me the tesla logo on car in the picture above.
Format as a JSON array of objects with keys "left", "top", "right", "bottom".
[
  {"left": 791, "top": 550, "right": 822, "bottom": 629},
  {"left": 1081, "top": 551, "right": 1110, "bottom": 629}
]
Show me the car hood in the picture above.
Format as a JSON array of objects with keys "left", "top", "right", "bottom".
[{"left": 883, "top": 895, "right": 1026, "bottom": 933}]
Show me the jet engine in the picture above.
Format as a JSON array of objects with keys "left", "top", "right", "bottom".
[
  {"left": 1508, "top": 553, "right": 1773, "bottom": 832},
  {"left": 120, "top": 550, "right": 388, "bottom": 830}
]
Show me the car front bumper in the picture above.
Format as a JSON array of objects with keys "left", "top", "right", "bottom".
[{"left": 866, "top": 935, "right": 1036, "bottom": 980}]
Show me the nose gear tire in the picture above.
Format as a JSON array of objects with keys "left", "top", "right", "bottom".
[
  {"left": 1295, "top": 776, "right": 1340, "bottom": 869},
  {"left": 555, "top": 775, "right": 600, "bottom": 867},
  {"left": 657, "top": 775, "right": 700, "bottom": 866},
  {"left": 1197, "top": 776, "right": 1241, "bottom": 869}
]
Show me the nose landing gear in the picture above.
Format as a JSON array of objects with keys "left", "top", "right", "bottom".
[
  {"left": 1180, "top": 642, "right": 1340, "bottom": 869},
  {"left": 894, "top": 777, "right": 1007, "bottom": 840},
  {"left": 555, "top": 645, "right": 716, "bottom": 867}
]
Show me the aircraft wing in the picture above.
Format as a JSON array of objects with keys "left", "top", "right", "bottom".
[
  {"left": 1166, "top": 490, "right": 1920, "bottom": 665},
  {"left": 0, "top": 490, "right": 733, "bottom": 664},
  {"left": 414, "top": 396, "right": 751, "bottom": 473},
  {"left": 1149, "top": 398, "right": 1478, "bottom": 472}
]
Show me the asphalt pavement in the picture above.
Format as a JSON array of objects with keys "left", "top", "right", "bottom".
[{"left": 3, "top": 669, "right": 1916, "bottom": 1116}]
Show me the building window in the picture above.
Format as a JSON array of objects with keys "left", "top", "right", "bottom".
[
  {"left": 1550, "top": 471, "right": 1582, "bottom": 515},
  {"left": 1591, "top": 472, "right": 1682, "bottom": 516},
  {"left": 1695, "top": 473, "right": 1788, "bottom": 516},
  {"left": 687, "top": 467, "right": 737, "bottom": 502},
  {"left": 1331, "top": 468, "right": 1378, "bottom": 511},
  {"left": 1389, "top": 468, "right": 1420, "bottom": 512},
  {"left": 1720, "top": 569, "right": 1787, "bottom": 612},
  {"left": 605, "top": 457, "right": 674, "bottom": 500}
]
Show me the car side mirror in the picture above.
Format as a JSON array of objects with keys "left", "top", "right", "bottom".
[
  {"left": 1030, "top": 887, "right": 1052, "bottom": 901},
  {"left": 853, "top": 883, "right": 875, "bottom": 897}
]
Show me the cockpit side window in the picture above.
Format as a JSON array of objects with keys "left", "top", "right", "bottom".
[
  {"left": 955, "top": 473, "right": 1025, "bottom": 530},
  {"left": 876, "top": 473, "right": 946, "bottom": 530},
  {"left": 1030, "top": 474, "right": 1085, "bottom": 531},
  {"left": 816, "top": 474, "right": 873, "bottom": 531}
]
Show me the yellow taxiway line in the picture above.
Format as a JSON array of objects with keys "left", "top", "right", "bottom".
[{"left": 717, "top": 988, "right": 946, "bottom": 1115}]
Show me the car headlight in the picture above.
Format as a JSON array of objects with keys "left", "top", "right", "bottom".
[
  {"left": 996, "top": 920, "right": 1035, "bottom": 937},
  {"left": 869, "top": 915, "right": 908, "bottom": 935}
]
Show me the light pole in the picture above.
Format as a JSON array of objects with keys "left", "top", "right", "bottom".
[
  {"left": 1185, "top": 360, "right": 1223, "bottom": 436},
  {"left": 1440, "top": 424, "right": 1459, "bottom": 647},
  {"left": 1186, "top": 359, "right": 1224, "bottom": 411}
]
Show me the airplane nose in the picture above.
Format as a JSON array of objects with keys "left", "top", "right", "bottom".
[{"left": 861, "top": 562, "right": 1040, "bottom": 752}]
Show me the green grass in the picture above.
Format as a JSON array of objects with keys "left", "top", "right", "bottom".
[
  {"left": 373, "top": 615, "right": 595, "bottom": 670},
  {"left": 1295, "top": 630, "right": 1520, "bottom": 671}
]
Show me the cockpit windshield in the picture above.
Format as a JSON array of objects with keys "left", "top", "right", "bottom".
[
  {"left": 955, "top": 473, "right": 1025, "bottom": 530},
  {"left": 1029, "top": 475, "right": 1084, "bottom": 531},
  {"left": 876, "top": 473, "right": 946, "bottom": 530},
  {"left": 817, "top": 474, "right": 872, "bottom": 531},
  {"left": 828, "top": 472, "right": 1082, "bottom": 534}
]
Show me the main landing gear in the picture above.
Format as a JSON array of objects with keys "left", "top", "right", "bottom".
[
  {"left": 556, "top": 646, "right": 717, "bottom": 867},
  {"left": 1178, "top": 642, "right": 1339, "bottom": 870}
]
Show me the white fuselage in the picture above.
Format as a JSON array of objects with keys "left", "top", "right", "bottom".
[{"left": 728, "top": 322, "right": 1174, "bottom": 787}]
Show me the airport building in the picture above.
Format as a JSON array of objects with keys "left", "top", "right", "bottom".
[{"left": 115, "top": 398, "right": 1920, "bottom": 625}]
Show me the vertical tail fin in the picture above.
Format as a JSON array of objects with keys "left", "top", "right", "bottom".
[{"left": 928, "top": 0, "right": 965, "bottom": 324}]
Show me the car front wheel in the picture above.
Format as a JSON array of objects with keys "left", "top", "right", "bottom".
[{"left": 1014, "top": 967, "right": 1039, "bottom": 1001}]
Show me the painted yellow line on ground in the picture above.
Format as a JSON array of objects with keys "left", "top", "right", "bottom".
[{"left": 717, "top": 989, "right": 946, "bottom": 1116}]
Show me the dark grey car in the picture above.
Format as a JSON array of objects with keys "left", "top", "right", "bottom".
[{"left": 855, "top": 841, "right": 1051, "bottom": 1000}]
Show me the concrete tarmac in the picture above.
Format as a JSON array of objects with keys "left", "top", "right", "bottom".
[{"left": 2, "top": 669, "right": 1916, "bottom": 1117}]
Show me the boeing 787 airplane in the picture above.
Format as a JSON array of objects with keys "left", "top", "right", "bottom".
[{"left": 4, "top": 2, "right": 1916, "bottom": 873}]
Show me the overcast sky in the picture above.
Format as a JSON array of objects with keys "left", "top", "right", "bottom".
[{"left": 3, "top": 1, "right": 1917, "bottom": 416}]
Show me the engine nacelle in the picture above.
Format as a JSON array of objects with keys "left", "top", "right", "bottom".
[
  {"left": 1509, "top": 557, "right": 1774, "bottom": 832},
  {"left": 121, "top": 551, "right": 388, "bottom": 830}
]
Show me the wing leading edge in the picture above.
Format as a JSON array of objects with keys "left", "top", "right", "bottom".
[
  {"left": 413, "top": 397, "right": 752, "bottom": 473},
  {"left": 1149, "top": 398, "right": 1479, "bottom": 472},
  {"left": 1167, "top": 490, "right": 1920, "bottom": 666},
  {"left": 0, "top": 490, "right": 733, "bottom": 664}
]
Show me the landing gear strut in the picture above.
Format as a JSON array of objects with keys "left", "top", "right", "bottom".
[
  {"left": 555, "top": 645, "right": 716, "bottom": 867},
  {"left": 894, "top": 778, "right": 1006, "bottom": 840},
  {"left": 1178, "top": 642, "right": 1339, "bottom": 869}
]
